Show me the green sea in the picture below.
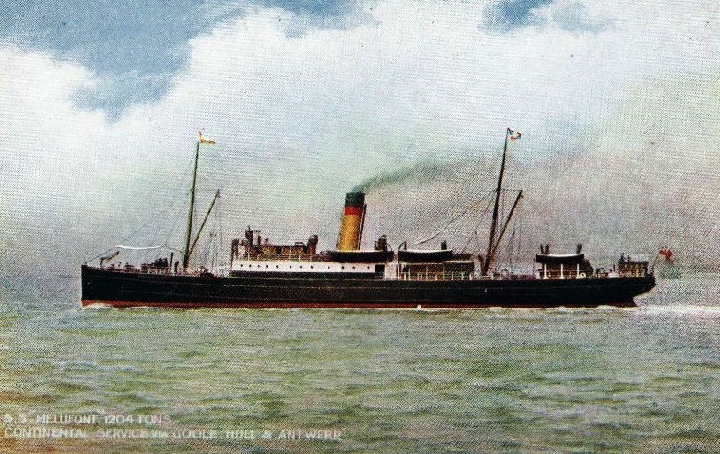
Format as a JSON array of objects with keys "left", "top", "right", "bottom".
[{"left": 2, "top": 273, "right": 720, "bottom": 453}]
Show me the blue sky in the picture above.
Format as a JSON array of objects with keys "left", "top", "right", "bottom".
[
  {"left": 0, "top": 1, "right": 368, "bottom": 119},
  {"left": 2, "top": 2, "right": 214, "bottom": 117},
  {"left": 485, "top": 0, "right": 554, "bottom": 29}
]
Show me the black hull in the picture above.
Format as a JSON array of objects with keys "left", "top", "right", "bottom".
[{"left": 81, "top": 265, "right": 655, "bottom": 309}]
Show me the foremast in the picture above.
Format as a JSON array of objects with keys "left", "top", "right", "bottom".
[{"left": 182, "top": 131, "right": 216, "bottom": 270}]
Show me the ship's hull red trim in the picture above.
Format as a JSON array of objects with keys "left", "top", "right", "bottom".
[
  {"left": 82, "top": 300, "right": 638, "bottom": 309},
  {"left": 83, "top": 300, "right": 579, "bottom": 309}
]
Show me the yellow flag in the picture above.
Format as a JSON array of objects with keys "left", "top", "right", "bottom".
[{"left": 198, "top": 130, "right": 216, "bottom": 145}]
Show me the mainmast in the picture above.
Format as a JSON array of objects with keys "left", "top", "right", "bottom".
[
  {"left": 183, "top": 131, "right": 215, "bottom": 270},
  {"left": 482, "top": 128, "right": 520, "bottom": 275}
]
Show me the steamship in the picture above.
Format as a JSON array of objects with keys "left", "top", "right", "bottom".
[{"left": 81, "top": 129, "right": 656, "bottom": 308}]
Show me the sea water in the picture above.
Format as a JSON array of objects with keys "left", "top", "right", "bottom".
[{"left": 1, "top": 273, "right": 720, "bottom": 453}]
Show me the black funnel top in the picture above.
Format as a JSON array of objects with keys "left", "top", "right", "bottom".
[{"left": 345, "top": 192, "right": 365, "bottom": 208}]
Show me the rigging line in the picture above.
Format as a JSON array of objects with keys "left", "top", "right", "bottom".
[
  {"left": 150, "top": 149, "right": 207, "bottom": 251},
  {"left": 164, "top": 173, "right": 206, "bottom": 251},
  {"left": 501, "top": 211, "right": 524, "bottom": 272},
  {"left": 160, "top": 158, "right": 198, "bottom": 249},
  {"left": 215, "top": 192, "right": 224, "bottom": 267},
  {"left": 514, "top": 212, "right": 523, "bottom": 266},
  {"left": 164, "top": 204, "right": 186, "bottom": 250},
  {"left": 459, "top": 197, "right": 494, "bottom": 253},
  {"left": 86, "top": 195, "right": 187, "bottom": 263},
  {"left": 193, "top": 190, "right": 224, "bottom": 269},
  {"left": 461, "top": 202, "right": 491, "bottom": 253},
  {"left": 146, "top": 143, "right": 200, "bottom": 247},
  {"left": 459, "top": 187, "right": 520, "bottom": 256},
  {"left": 87, "top": 246, "right": 123, "bottom": 264},
  {"left": 502, "top": 226, "right": 515, "bottom": 268},
  {"left": 86, "top": 151, "right": 197, "bottom": 263},
  {"left": 461, "top": 230, "right": 477, "bottom": 255},
  {"left": 162, "top": 244, "right": 185, "bottom": 254},
  {"left": 413, "top": 191, "right": 494, "bottom": 246}
]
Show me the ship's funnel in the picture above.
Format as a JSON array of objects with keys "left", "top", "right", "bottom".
[{"left": 337, "top": 192, "right": 366, "bottom": 251}]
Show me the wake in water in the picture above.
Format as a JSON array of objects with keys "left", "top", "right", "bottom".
[{"left": 639, "top": 304, "right": 720, "bottom": 318}]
